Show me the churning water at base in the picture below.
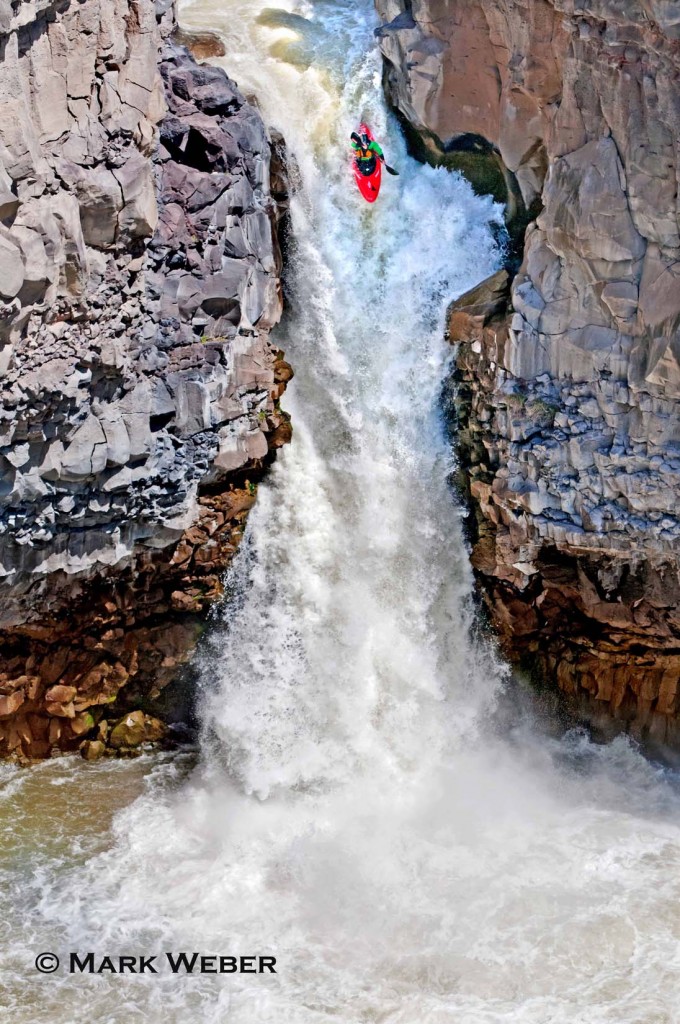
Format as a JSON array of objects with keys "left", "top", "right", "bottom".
[{"left": 3, "top": 2, "right": 680, "bottom": 1021}]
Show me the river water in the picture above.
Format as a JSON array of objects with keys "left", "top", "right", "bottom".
[{"left": 2, "top": 1, "right": 680, "bottom": 1021}]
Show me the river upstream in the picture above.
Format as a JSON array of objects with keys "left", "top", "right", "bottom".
[{"left": 2, "top": 1, "right": 680, "bottom": 1021}]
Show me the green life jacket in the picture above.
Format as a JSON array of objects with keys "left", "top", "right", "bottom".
[{"left": 352, "top": 139, "right": 383, "bottom": 162}]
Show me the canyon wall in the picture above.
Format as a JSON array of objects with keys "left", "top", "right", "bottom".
[
  {"left": 376, "top": 0, "right": 680, "bottom": 752},
  {"left": 0, "top": 0, "right": 291, "bottom": 759}
]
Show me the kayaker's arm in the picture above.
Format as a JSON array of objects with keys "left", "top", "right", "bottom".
[{"left": 370, "top": 141, "right": 398, "bottom": 175}]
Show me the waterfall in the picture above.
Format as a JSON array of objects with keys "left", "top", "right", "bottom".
[{"left": 3, "top": 3, "right": 680, "bottom": 1022}]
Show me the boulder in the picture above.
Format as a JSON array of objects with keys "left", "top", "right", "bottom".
[
  {"left": 168, "top": 65, "right": 244, "bottom": 115},
  {"left": 108, "top": 710, "right": 167, "bottom": 749},
  {"left": 70, "top": 711, "right": 96, "bottom": 736},
  {"left": 45, "top": 684, "right": 77, "bottom": 704},
  {"left": 68, "top": 164, "right": 123, "bottom": 248},
  {"left": 80, "top": 739, "right": 106, "bottom": 761}
]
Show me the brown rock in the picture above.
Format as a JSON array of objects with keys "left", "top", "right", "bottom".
[
  {"left": 141, "top": 715, "right": 167, "bottom": 743},
  {"left": 173, "top": 28, "right": 227, "bottom": 61},
  {"left": 80, "top": 739, "right": 106, "bottom": 761},
  {"left": 45, "top": 684, "right": 77, "bottom": 705},
  {"left": 39, "top": 648, "right": 72, "bottom": 686},
  {"left": 45, "top": 701, "right": 76, "bottom": 719},
  {"left": 108, "top": 710, "right": 166, "bottom": 749},
  {"left": 170, "top": 590, "right": 199, "bottom": 612},
  {"left": 274, "top": 359, "right": 294, "bottom": 384},
  {"left": 109, "top": 711, "right": 147, "bottom": 749},
  {"left": 70, "top": 711, "right": 96, "bottom": 737},
  {"left": 74, "top": 662, "right": 129, "bottom": 707},
  {"left": 0, "top": 690, "right": 25, "bottom": 718},
  {"left": 268, "top": 418, "right": 293, "bottom": 449}
]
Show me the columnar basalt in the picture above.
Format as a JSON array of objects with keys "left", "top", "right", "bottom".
[
  {"left": 376, "top": 0, "right": 680, "bottom": 752},
  {"left": 0, "top": 0, "right": 292, "bottom": 759}
]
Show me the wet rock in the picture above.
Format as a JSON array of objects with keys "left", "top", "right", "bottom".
[
  {"left": 451, "top": 276, "right": 680, "bottom": 754},
  {"left": 80, "top": 739, "right": 106, "bottom": 761},
  {"left": 109, "top": 711, "right": 166, "bottom": 749},
  {"left": 172, "top": 27, "right": 227, "bottom": 61}
]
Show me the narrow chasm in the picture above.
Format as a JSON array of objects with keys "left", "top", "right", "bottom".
[{"left": 375, "top": 0, "right": 680, "bottom": 758}]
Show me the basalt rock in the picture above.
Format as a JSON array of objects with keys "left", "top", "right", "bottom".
[
  {"left": 0, "top": 0, "right": 293, "bottom": 761},
  {"left": 377, "top": 1, "right": 680, "bottom": 754}
]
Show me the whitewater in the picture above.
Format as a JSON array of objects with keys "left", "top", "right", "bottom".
[{"left": 2, "top": 1, "right": 680, "bottom": 1021}]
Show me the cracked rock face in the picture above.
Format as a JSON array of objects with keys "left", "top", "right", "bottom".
[
  {"left": 0, "top": 0, "right": 292, "bottom": 759},
  {"left": 376, "top": 0, "right": 680, "bottom": 753}
]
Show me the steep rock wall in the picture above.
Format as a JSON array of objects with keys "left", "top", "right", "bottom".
[
  {"left": 376, "top": 0, "right": 680, "bottom": 752},
  {"left": 0, "top": 0, "right": 291, "bottom": 759}
]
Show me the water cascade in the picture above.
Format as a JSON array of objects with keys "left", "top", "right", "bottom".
[{"left": 2, "top": 2, "right": 680, "bottom": 1021}]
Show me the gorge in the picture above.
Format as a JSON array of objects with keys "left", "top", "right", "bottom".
[
  {"left": 2, "top": 1, "right": 680, "bottom": 1022},
  {"left": 376, "top": 0, "right": 680, "bottom": 754}
]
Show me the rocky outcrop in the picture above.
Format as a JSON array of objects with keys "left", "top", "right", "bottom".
[
  {"left": 0, "top": 0, "right": 292, "bottom": 760},
  {"left": 377, "top": 1, "right": 680, "bottom": 752}
]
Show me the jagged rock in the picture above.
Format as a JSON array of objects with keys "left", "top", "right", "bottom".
[
  {"left": 114, "top": 155, "right": 159, "bottom": 242},
  {"left": 0, "top": 691, "right": 25, "bottom": 717},
  {"left": 0, "top": 237, "right": 25, "bottom": 300},
  {"left": 168, "top": 64, "right": 244, "bottom": 114},
  {"left": 44, "top": 684, "right": 77, "bottom": 705},
  {"left": 377, "top": 0, "right": 680, "bottom": 752},
  {"left": 0, "top": 0, "right": 293, "bottom": 760}
]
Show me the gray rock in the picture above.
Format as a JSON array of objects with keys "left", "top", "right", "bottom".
[
  {"left": 0, "top": 236, "right": 24, "bottom": 300},
  {"left": 0, "top": 3, "right": 290, "bottom": 647},
  {"left": 414, "top": 0, "right": 680, "bottom": 738}
]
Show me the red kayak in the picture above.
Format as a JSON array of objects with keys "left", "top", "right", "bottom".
[{"left": 352, "top": 123, "right": 382, "bottom": 203}]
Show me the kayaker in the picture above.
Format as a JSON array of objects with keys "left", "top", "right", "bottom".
[{"left": 351, "top": 131, "right": 384, "bottom": 172}]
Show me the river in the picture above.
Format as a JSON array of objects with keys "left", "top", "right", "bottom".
[{"left": 2, "top": 1, "right": 680, "bottom": 1021}]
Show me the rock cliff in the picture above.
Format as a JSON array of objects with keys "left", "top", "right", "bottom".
[
  {"left": 0, "top": 0, "right": 291, "bottom": 759},
  {"left": 376, "top": 0, "right": 680, "bottom": 753}
]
